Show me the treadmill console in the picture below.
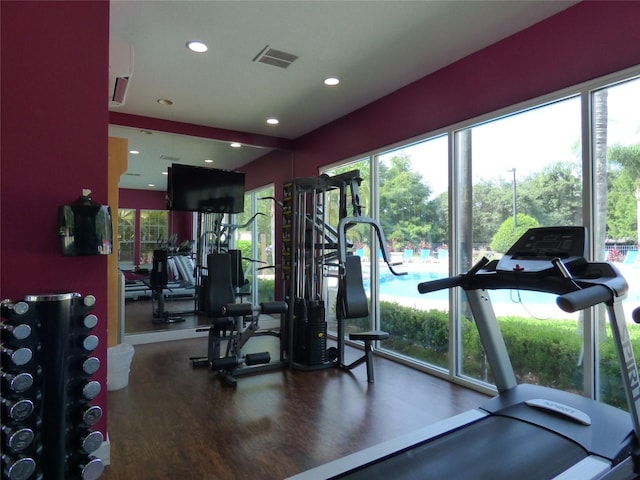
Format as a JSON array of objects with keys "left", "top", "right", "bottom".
[{"left": 496, "top": 226, "right": 588, "bottom": 274}]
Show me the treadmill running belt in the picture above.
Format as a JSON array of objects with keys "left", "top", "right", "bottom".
[{"left": 336, "top": 416, "right": 588, "bottom": 480}]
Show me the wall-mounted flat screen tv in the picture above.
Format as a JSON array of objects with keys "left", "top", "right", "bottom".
[{"left": 167, "top": 164, "right": 245, "bottom": 213}]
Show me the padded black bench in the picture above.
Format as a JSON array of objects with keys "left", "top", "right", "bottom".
[{"left": 347, "top": 330, "right": 390, "bottom": 383}]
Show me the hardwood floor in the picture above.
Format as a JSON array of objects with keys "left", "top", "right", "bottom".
[
  {"left": 102, "top": 332, "right": 489, "bottom": 479},
  {"left": 124, "top": 297, "right": 208, "bottom": 335}
]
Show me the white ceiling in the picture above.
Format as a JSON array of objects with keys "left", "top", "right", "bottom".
[{"left": 110, "top": 0, "right": 578, "bottom": 190}]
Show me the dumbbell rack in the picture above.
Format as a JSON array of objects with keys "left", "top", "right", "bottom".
[{"left": 1, "top": 292, "right": 104, "bottom": 480}]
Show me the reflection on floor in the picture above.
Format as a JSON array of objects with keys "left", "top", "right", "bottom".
[
  {"left": 125, "top": 298, "right": 209, "bottom": 335},
  {"left": 102, "top": 337, "right": 489, "bottom": 480}
]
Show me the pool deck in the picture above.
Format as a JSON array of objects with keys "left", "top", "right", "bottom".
[{"left": 352, "top": 257, "right": 640, "bottom": 323}]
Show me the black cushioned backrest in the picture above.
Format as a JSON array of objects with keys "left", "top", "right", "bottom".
[
  {"left": 228, "top": 249, "right": 246, "bottom": 289},
  {"left": 338, "top": 255, "right": 369, "bottom": 319},
  {"left": 206, "top": 253, "right": 236, "bottom": 317},
  {"left": 150, "top": 249, "right": 168, "bottom": 288}
]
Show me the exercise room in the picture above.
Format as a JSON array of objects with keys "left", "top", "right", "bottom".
[{"left": 2, "top": 2, "right": 640, "bottom": 479}]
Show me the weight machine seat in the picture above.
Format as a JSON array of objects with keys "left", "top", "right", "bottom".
[
  {"left": 338, "top": 255, "right": 389, "bottom": 383},
  {"left": 148, "top": 249, "right": 185, "bottom": 324},
  {"left": 228, "top": 249, "right": 250, "bottom": 290},
  {"left": 206, "top": 252, "right": 237, "bottom": 318},
  {"left": 340, "top": 255, "right": 369, "bottom": 318},
  {"left": 347, "top": 331, "right": 390, "bottom": 383},
  {"left": 191, "top": 252, "right": 239, "bottom": 367}
]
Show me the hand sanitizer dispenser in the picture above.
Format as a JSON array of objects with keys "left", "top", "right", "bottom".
[{"left": 58, "top": 190, "right": 113, "bottom": 256}]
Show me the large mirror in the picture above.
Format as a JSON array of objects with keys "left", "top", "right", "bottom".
[{"left": 109, "top": 124, "right": 279, "bottom": 342}]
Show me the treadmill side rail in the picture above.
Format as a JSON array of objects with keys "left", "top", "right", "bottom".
[
  {"left": 285, "top": 409, "right": 488, "bottom": 480},
  {"left": 551, "top": 456, "right": 611, "bottom": 480}
]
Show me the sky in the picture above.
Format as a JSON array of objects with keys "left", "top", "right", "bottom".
[{"left": 379, "top": 76, "right": 640, "bottom": 198}]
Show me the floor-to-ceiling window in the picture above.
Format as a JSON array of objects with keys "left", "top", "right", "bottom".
[
  {"left": 375, "top": 136, "right": 450, "bottom": 371},
  {"left": 118, "top": 208, "right": 136, "bottom": 268},
  {"left": 117, "top": 208, "right": 169, "bottom": 269},
  {"left": 320, "top": 67, "right": 640, "bottom": 406},
  {"left": 139, "top": 209, "right": 169, "bottom": 266},
  {"left": 456, "top": 97, "right": 585, "bottom": 391},
  {"left": 322, "top": 159, "right": 371, "bottom": 336},
  {"left": 592, "top": 77, "right": 640, "bottom": 408},
  {"left": 236, "top": 184, "right": 277, "bottom": 304}
]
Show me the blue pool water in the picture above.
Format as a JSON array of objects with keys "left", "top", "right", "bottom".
[{"left": 368, "top": 270, "right": 558, "bottom": 305}]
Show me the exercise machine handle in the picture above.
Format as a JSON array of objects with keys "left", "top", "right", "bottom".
[
  {"left": 417, "top": 257, "right": 489, "bottom": 294},
  {"left": 417, "top": 276, "right": 464, "bottom": 294},
  {"left": 556, "top": 285, "right": 612, "bottom": 313}
]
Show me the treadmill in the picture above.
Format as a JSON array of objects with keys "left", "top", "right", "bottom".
[{"left": 287, "top": 227, "right": 640, "bottom": 480}]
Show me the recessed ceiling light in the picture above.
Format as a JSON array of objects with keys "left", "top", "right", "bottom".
[
  {"left": 140, "top": 130, "right": 153, "bottom": 135},
  {"left": 204, "top": 159, "right": 214, "bottom": 163},
  {"left": 266, "top": 118, "right": 279, "bottom": 125},
  {"left": 162, "top": 171, "right": 168, "bottom": 176},
  {"left": 230, "top": 142, "right": 242, "bottom": 148},
  {"left": 187, "top": 41, "right": 208, "bottom": 53},
  {"left": 324, "top": 77, "right": 340, "bottom": 86},
  {"left": 129, "top": 150, "right": 139, "bottom": 155},
  {"left": 157, "top": 98, "right": 173, "bottom": 106},
  {"left": 148, "top": 184, "right": 155, "bottom": 187}
]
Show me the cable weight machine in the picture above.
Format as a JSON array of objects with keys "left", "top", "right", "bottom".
[
  {"left": 282, "top": 170, "right": 403, "bottom": 375},
  {"left": 190, "top": 210, "right": 291, "bottom": 387}
]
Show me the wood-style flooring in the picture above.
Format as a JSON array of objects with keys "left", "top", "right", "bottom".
[
  {"left": 124, "top": 297, "right": 208, "bottom": 335},
  {"left": 103, "top": 302, "right": 489, "bottom": 480}
]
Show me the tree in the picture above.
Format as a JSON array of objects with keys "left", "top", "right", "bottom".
[
  {"left": 607, "top": 143, "right": 640, "bottom": 242},
  {"left": 521, "top": 161, "right": 582, "bottom": 227},
  {"left": 323, "top": 160, "right": 372, "bottom": 246},
  {"left": 490, "top": 214, "right": 539, "bottom": 253},
  {"left": 428, "top": 191, "right": 449, "bottom": 244},
  {"left": 471, "top": 179, "right": 513, "bottom": 244},
  {"left": 379, "top": 154, "right": 434, "bottom": 248}
]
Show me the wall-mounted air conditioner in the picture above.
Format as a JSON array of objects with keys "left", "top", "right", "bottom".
[{"left": 109, "top": 39, "right": 134, "bottom": 107}]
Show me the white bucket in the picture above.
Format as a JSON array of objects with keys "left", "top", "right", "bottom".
[{"left": 107, "top": 343, "right": 135, "bottom": 391}]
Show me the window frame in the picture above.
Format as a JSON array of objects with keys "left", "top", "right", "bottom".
[{"left": 319, "top": 64, "right": 640, "bottom": 401}]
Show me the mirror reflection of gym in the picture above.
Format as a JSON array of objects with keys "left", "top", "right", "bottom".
[{"left": 111, "top": 125, "right": 285, "bottom": 340}]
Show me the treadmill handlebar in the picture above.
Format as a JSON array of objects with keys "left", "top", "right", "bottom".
[
  {"left": 556, "top": 284, "right": 613, "bottom": 313},
  {"left": 417, "top": 257, "right": 489, "bottom": 294},
  {"left": 417, "top": 275, "right": 464, "bottom": 294}
]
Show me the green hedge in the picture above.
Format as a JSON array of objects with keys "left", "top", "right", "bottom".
[{"left": 379, "top": 300, "right": 640, "bottom": 409}]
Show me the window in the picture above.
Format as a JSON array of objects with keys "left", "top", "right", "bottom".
[
  {"left": 457, "top": 98, "right": 584, "bottom": 390},
  {"left": 592, "top": 77, "right": 640, "bottom": 408},
  {"left": 118, "top": 208, "right": 135, "bottom": 266},
  {"left": 376, "top": 136, "right": 450, "bottom": 371},
  {"left": 236, "top": 185, "right": 277, "bottom": 304},
  {"left": 139, "top": 209, "right": 169, "bottom": 266},
  {"left": 321, "top": 67, "right": 640, "bottom": 407},
  {"left": 322, "top": 158, "right": 371, "bottom": 338}
]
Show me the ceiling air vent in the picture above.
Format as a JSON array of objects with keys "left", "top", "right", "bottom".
[
  {"left": 160, "top": 155, "right": 181, "bottom": 162},
  {"left": 253, "top": 45, "right": 298, "bottom": 69}
]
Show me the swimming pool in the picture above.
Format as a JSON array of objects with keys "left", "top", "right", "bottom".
[{"left": 369, "top": 269, "right": 559, "bottom": 305}]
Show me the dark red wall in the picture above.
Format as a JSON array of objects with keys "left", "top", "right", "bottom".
[
  {"left": 119, "top": 188, "right": 168, "bottom": 211},
  {"left": 1, "top": 1, "right": 110, "bottom": 435}
]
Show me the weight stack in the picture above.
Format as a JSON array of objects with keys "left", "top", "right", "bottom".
[
  {"left": 292, "top": 298, "right": 327, "bottom": 366},
  {"left": 0, "top": 293, "right": 104, "bottom": 480}
]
